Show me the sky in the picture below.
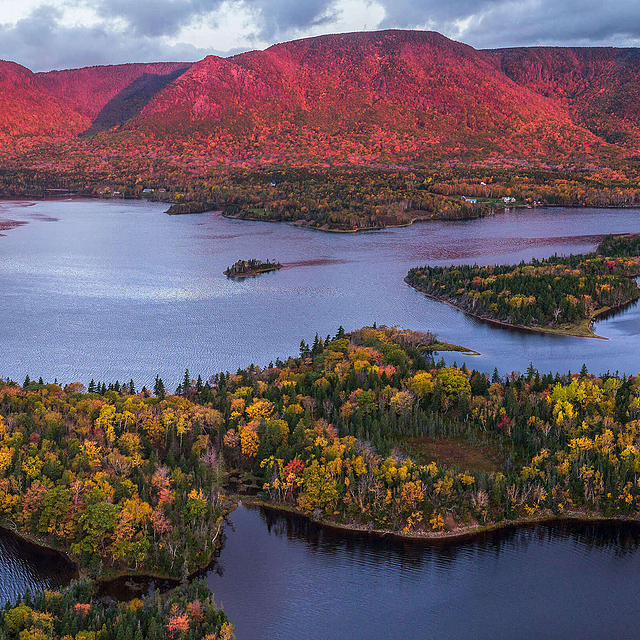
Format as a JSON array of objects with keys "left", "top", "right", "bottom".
[{"left": 2, "top": 0, "right": 640, "bottom": 72}]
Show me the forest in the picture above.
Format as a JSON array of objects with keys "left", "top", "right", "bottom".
[
  {"left": 3, "top": 163, "right": 640, "bottom": 232},
  {"left": 195, "top": 325, "right": 640, "bottom": 535},
  {"left": 0, "top": 579, "right": 232, "bottom": 640},
  {"left": 3, "top": 323, "right": 640, "bottom": 633},
  {"left": 406, "top": 235, "right": 640, "bottom": 336},
  {"left": 0, "top": 379, "right": 226, "bottom": 580},
  {"left": 4, "top": 324, "right": 640, "bottom": 544}
]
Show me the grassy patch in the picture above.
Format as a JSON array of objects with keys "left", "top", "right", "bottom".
[
  {"left": 429, "top": 341, "right": 480, "bottom": 355},
  {"left": 398, "top": 435, "right": 505, "bottom": 473}
]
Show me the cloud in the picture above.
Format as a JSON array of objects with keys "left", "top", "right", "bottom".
[
  {"left": 2, "top": 0, "right": 640, "bottom": 72},
  {"left": 95, "top": 0, "right": 218, "bottom": 38},
  {"left": 376, "top": 0, "right": 640, "bottom": 47},
  {"left": 0, "top": 5, "right": 226, "bottom": 71},
  {"left": 94, "top": 0, "right": 338, "bottom": 39}
]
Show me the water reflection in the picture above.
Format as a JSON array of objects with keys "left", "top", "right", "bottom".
[{"left": 207, "top": 505, "right": 640, "bottom": 640}]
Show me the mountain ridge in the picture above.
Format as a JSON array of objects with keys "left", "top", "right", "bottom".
[{"left": 3, "top": 29, "right": 640, "bottom": 176}]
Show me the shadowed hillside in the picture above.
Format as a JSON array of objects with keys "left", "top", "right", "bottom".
[
  {"left": 486, "top": 47, "right": 640, "bottom": 148},
  {"left": 80, "top": 67, "right": 190, "bottom": 137}
]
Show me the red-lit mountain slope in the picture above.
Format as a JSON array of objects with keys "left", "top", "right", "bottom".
[
  {"left": 127, "top": 30, "right": 601, "bottom": 166},
  {"left": 38, "top": 62, "right": 193, "bottom": 120},
  {"left": 0, "top": 61, "right": 88, "bottom": 146},
  {"left": 6, "top": 30, "right": 640, "bottom": 171},
  {"left": 486, "top": 47, "right": 640, "bottom": 148}
]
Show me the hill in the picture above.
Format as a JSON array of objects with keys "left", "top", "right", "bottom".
[
  {"left": 38, "top": 62, "right": 193, "bottom": 120},
  {"left": 487, "top": 47, "right": 640, "bottom": 149},
  {"left": 0, "top": 61, "right": 88, "bottom": 153},
  {"left": 110, "top": 30, "right": 606, "bottom": 166},
  {"left": 3, "top": 31, "right": 640, "bottom": 229}
]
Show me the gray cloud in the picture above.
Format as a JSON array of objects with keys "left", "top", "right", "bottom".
[
  {"left": 2, "top": 0, "right": 640, "bottom": 72},
  {"left": 95, "top": 0, "right": 217, "bottom": 38},
  {"left": 0, "top": 5, "right": 229, "bottom": 71},
  {"left": 377, "top": 0, "right": 640, "bottom": 47},
  {"left": 93, "top": 0, "right": 337, "bottom": 39},
  {"left": 247, "top": 0, "right": 337, "bottom": 39}
]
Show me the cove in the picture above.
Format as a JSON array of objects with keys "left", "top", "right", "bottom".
[
  {"left": 0, "top": 527, "right": 76, "bottom": 604},
  {"left": 207, "top": 503, "right": 640, "bottom": 640}
]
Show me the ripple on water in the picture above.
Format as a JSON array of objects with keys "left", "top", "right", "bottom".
[{"left": 0, "top": 531, "right": 76, "bottom": 604}]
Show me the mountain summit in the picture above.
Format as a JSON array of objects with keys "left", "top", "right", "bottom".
[{"left": 3, "top": 30, "right": 640, "bottom": 167}]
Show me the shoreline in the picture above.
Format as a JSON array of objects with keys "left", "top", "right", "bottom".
[
  {"left": 222, "top": 209, "right": 496, "bottom": 234},
  {"left": 0, "top": 501, "right": 235, "bottom": 589},
  {"left": 427, "top": 340, "right": 481, "bottom": 356},
  {"left": 238, "top": 496, "right": 640, "bottom": 543},
  {"left": 405, "top": 277, "right": 640, "bottom": 340},
  {"left": 0, "top": 522, "right": 78, "bottom": 573}
]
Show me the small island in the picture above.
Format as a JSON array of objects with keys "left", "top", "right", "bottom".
[
  {"left": 224, "top": 258, "right": 282, "bottom": 278},
  {"left": 405, "top": 234, "right": 640, "bottom": 338}
]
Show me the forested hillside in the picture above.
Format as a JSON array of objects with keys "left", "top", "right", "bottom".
[{"left": 4, "top": 30, "right": 640, "bottom": 227}]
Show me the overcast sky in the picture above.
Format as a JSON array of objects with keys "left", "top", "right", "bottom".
[{"left": 3, "top": 0, "right": 640, "bottom": 72}]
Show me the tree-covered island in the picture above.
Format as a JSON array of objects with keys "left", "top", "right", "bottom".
[
  {"left": 224, "top": 259, "right": 282, "bottom": 278},
  {"left": 406, "top": 234, "right": 640, "bottom": 338}
]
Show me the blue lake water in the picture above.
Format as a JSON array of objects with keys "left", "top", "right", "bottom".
[{"left": 0, "top": 199, "right": 638, "bottom": 389}]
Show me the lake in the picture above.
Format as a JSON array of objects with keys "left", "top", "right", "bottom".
[
  {"left": 1, "top": 198, "right": 640, "bottom": 638},
  {"left": 0, "top": 199, "right": 639, "bottom": 389},
  {"left": 208, "top": 503, "right": 640, "bottom": 640}
]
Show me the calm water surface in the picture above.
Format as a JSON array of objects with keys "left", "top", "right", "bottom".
[
  {"left": 209, "top": 504, "right": 640, "bottom": 640},
  {"left": 0, "top": 199, "right": 639, "bottom": 387}
]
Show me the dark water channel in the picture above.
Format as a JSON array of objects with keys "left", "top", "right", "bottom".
[
  {"left": 208, "top": 504, "right": 640, "bottom": 640},
  {"left": 0, "top": 528, "right": 76, "bottom": 604}
]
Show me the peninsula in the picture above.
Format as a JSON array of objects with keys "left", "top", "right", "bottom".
[{"left": 406, "top": 234, "right": 640, "bottom": 338}]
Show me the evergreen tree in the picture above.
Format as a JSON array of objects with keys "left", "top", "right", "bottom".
[
  {"left": 154, "top": 375, "right": 165, "bottom": 399},
  {"left": 182, "top": 369, "right": 191, "bottom": 397}
]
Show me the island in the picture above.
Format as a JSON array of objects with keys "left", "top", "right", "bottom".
[
  {"left": 224, "top": 258, "right": 282, "bottom": 278},
  {"left": 405, "top": 234, "right": 640, "bottom": 338}
]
